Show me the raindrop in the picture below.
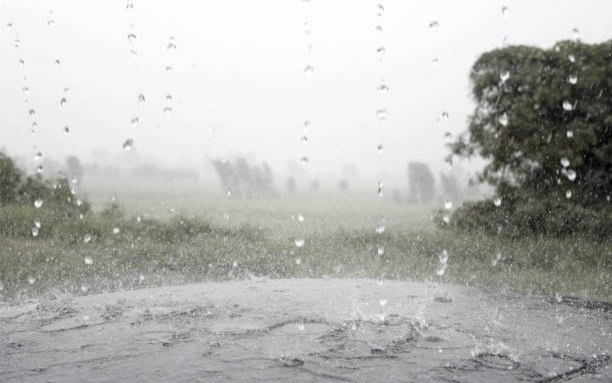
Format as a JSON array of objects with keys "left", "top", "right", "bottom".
[
  {"left": 294, "top": 238, "right": 305, "bottom": 248},
  {"left": 28, "top": 109, "right": 36, "bottom": 117},
  {"left": 379, "top": 299, "right": 388, "bottom": 306},
  {"left": 55, "top": 59, "right": 61, "bottom": 67},
  {"left": 572, "top": 27, "right": 579, "bottom": 40},
  {"left": 377, "top": 144, "right": 384, "bottom": 154},
  {"left": 560, "top": 157, "right": 570, "bottom": 168},
  {"left": 442, "top": 214, "right": 450, "bottom": 224},
  {"left": 376, "top": 3, "right": 384, "bottom": 16},
  {"left": 565, "top": 190, "right": 572, "bottom": 199},
  {"left": 500, "top": 70, "right": 510, "bottom": 83},
  {"left": 302, "top": 120, "right": 311, "bottom": 134},
  {"left": 295, "top": 258, "right": 302, "bottom": 265},
  {"left": 375, "top": 25, "right": 383, "bottom": 33},
  {"left": 376, "top": 46, "right": 386, "bottom": 59},
  {"left": 122, "top": 138, "right": 134, "bottom": 151},
  {"left": 441, "top": 111, "right": 449, "bottom": 120},
  {"left": 436, "top": 250, "right": 449, "bottom": 276},
  {"left": 34, "top": 151, "right": 42, "bottom": 161},
  {"left": 127, "top": 33, "right": 137, "bottom": 42},
  {"left": 84, "top": 256, "right": 93, "bottom": 265},
  {"left": 300, "top": 136, "right": 308, "bottom": 144},
  {"left": 444, "top": 199, "right": 453, "bottom": 210},
  {"left": 297, "top": 214, "right": 304, "bottom": 223},
  {"left": 428, "top": 20, "right": 439, "bottom": 28},
  {"left": 498, "top": 113, "right": 509, "bottom": 126},
  {"left": 165, "top": 94, "right": 173, "bottom": 102},
  {"left": 19, "top": 59, "right": 25, "bottom": 67},
  {"left": 112, "top": 227, "right": 120, "bottom": 234},
  {"left": 568, "top": 74, "right": 577, "bottom": 85},
  {"left": 493, "top": 197, "right": 502, "bottom": 207},
  {"left": 377, "top": 245, "right": 385, "bottom": 256},
  {"left": 303, "top": 64, "right": 314, "bottom": 75},
  {"left": 23, "top": 86, "right": 30, "bottom": 95},
  {"left": 566, "top": 130, "right": 573, "bottom": 138},
  {"left": 491, "top": 252, "right": 502, "bottom": 267},
  {"left": 5, "top": 22, "right": 12, "bottom": 31},
  {"left": 377, "top": 180, "right": 384, "bottom": 197},
  {"left": 568, "top": 53, "right": 575, "bottom": 63},
  {"left": 566, "top": 169, "right": 577, "bottom": 181},
  {"left": 13, "top": 39, "right": 20, "bottom": 48},
  {"left": 63, "top": 126, "right": 70, "bottom": 135},
  {"left": 34, "top": 220, "right": 41, "bottom": 229},
  {"left": 81, "top": 285, "right": 88, "bottom": 293},
  {"left": 562, "top": 100, "right": 573, "bottom": 111},
  {"left": 300, "top": 156, "right": 309, "bottom": 164},
  {"left": 501, "top": 6, "right": 509, "bottom": 18},
  {"left": 28, "top": 276, "right": 36, "bottom": 285},
  {"left": 226, "top": 189, "right": 232, "bottom": 197},
  {"left": 377, "top": 81, "right": 389, "bottom": 94},
  {"left": 432, "top": 57, "right": 439, "bottom": 64},
  {"left": 165, "top": 65, "right": 173, "bottom": 72},
  {"left": 60, "top": 97, "right": 67, "bottom": 106},
  {"left": 36, "top": 165, "right": 43, "bottom": 174},
  {"left": 34, "top": 198, "right": 43, "bottom": 208},
  {"left": 47, "top": 19, "right": 55, "bottom": 26},
  {"left": 126, "top": 0, "right": 134, "bottom": 10},
  {"left": 137, "top": 94, "right": 146, "bottom": 104},
  {"left": 130, "top": 117, "right": 139, "bottom": 127},
  {"left": 376, "top": 109, "right": 387, "bottom": 121},
  {"left": 163, "top": 106, "right": 173, "bottom": 116},
  {"left": 166, "top": 42, "right": 177, "bottom": 51},
  {"left": 31, "top": 226, "right": 39, "bottom": 237},
  {"left": 83, "top": 234, "right": 92, "bottom": 243}
]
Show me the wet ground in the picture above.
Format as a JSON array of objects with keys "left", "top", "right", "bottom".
[{"left": 1, "top": 279, "right": 610, "bottom": 382}]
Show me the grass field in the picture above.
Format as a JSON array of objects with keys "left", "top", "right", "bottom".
[{"left": 0, "top": 193, "right": 610, "bottom": 303}]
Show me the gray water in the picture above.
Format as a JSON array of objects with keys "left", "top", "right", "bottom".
[{"left": 1, "top": 279, "right": 610, "bottom": 382}]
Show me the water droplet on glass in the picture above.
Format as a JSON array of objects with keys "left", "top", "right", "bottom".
[
  {"left": 295, "top": 238, "right": 305, "bottom": 248},
  {"left": 166, "top": 42, "right": 177, "bottom": 51},
  {"left": 568, "top": 74, "right": 577, "bottom": 85},
  {"left": 137, "top": 94, "right": 146, "bottom": 104},
  {"left": 28, "top": 276, "right": 36, "bottom": 285},
  {"left": 493, "top": 197, "right": 502, "bottom": 207},
  {"left": 566, "top": 169, "right": 576, "bottom": 181},
  {"left": 122, "top": 138, "right": 134, "bottom": 151},
  {"left": 562, "top": 100, "right": 573, "bottom": 111},
  {"left": 112, "top": 227, "right": 120, "bottom": 234},
  {"left": 377, "top": 144, "right": 384, "bottom": 154},
  {"left": 34, "top": 198, "right": 43, "bottom": 208},
  {"left": 565, "top": 190, "right": 572, "bottom": 199},
  {"left": 28, "top": 109, "right": 36, "bottom": 117},
  {"left": 127, "top": 33, "right": 137, "bottom": 43},
  {"left": 377, "top": 81, "right": 389, "bottom": 94},
  {"left": 84, "top": 256, "right": 93, "bottom": 265},
  {"left": 300, "top": 156, "right": 309, "bottom": 164},
  {"left": 36, "top": 165, "right": 43, "bottom": 174},
  {"left": 63, "top": 126, "right": 70, "bottom": 135},
  {"left": 377, "top": 180, "right": 384, "bottom": 197},
  {"left": 83, "top": 234, "right": 92, "bottom": 243},
  {"left": 297, "top": 214, "right": 304, "bottom": 223},
  {"left": 501, "top": 6, "right": 509, "bottom": 18},
  {"left": 377, "top": 245, "right": 385, "bottom": 256},
  {"left": 560, "top": 157, "right": 570, "bottom": 168},
  {"left": 376, "top": 109, "right": 387, "bottom": 121},
  {"left": 568, "top": 53, "right": 575, "bottom": 63},
  {"left": 500, "top": 70, "right": 510, "bottom": 83},
  {"left": 31, "top": 226, "right": 39, "bottom": 237},
  {"left": 491, "top": 252, "right": 502, "bottom": 267},
  {"left": 55, "top": 59, "right": 61, "bottom": 67},
  {"left": 572, "top": 28, "right": 579, "bottom": 40},
  {"left": 130, "top": 117, "right": 139, "bottom": 127},
  {"left": 60, "top": 97, "right": 67, "bottom": 106},
  {"left": 303, "top": 64, "right": 314, "bottom": 75},
  {"left": 441, "top": 111, "right": 449, "bottom": 120},
  {"left": 163, "top": 106, "right": 172, "bottom": 116},
  {"left": 566, "top": 130, "right": 573, "bottom": 138},
  {"left": 498, "top": 113, "right": 509, "bottom": 126},
  {"left": 428, "top": 20, "right": 439, "bottom": 28},
  {"left": 444, "top": 199, "right": 453, "bottom": 210}
]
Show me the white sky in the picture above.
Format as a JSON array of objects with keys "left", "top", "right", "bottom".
[{"left": 1, "top": 0, "right": 611, "bottom": 181}]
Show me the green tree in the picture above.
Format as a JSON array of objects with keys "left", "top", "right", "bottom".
[
  {"left": 447, "top": 40, "right": 611, "bottom": 237},
  {"left": 0, "top": 152, "right": 22, "bottom": 205}
]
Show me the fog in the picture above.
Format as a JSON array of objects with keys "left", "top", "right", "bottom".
[{"left": 1, "top": 0, "right": 611, "bottom": 188}]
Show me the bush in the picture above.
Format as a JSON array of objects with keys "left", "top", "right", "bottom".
[{"left": 436, "top": 198, "right": 611, "bottom": 239}]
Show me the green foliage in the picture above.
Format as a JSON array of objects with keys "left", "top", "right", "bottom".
[
  {"left": 0, "top": 153, "right": 22, "bottom": 205},
  {"left": 447, "top": 40, "right": 611, "bottom": 236}
]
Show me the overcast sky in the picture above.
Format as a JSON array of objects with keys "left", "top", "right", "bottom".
[{"left": 1, "top": 0, "right": 611, "bottom": 180}]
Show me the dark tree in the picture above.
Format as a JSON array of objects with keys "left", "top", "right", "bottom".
[
  {"left": 66, "top": 155, "right": 83, "bottom": 183},
  {"left": 407, "top": 162, "right": 435, "bottom": 204},
  {"left": 0, "top": 152, "right": 22, "bottom": 205},
  {"left": 446, "top": 40, "right": 612, "bottom": 237},
  {"left": 439, "top": 173, "right": 460, "bottom": 203}
]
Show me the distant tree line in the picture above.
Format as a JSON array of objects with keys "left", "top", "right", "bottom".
[{"left": 211, "top": 157, "right": 276, "bottom": 198}]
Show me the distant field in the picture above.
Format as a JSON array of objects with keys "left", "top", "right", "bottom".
[{"left": 0, "top": 193, "right": 610, "bottom": 303}]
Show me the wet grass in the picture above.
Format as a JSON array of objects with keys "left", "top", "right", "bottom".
[{"left": 0, "top": 197, "right": 610, "bottom": 303}]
